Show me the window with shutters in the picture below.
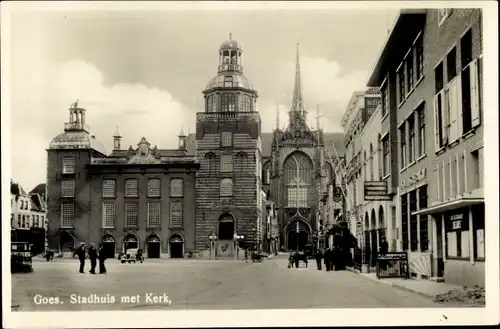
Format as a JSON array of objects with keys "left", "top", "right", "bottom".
[
  {"left": 408, "top": 116, "right": 415, "bottom": 163},
  {"left": 61, "top": 180, "right": 75, "bottom": 198},
  {"left": 102, "top": 202, "right": 115, "bottom": 228},
  {"left": 125, "top": 203, "right": 138, "bottom": 227},
  {"left": 102, "top": 179, "right": 116, "bottom": 198},
  {"left": 207, "top": 95, "right": 217, "bottom": 113},
  {"left": 147, "top": 202, "right": 161, "bottom": 227},
  {"left": 446, "top": 76, "right": 462, "bottom": 143},
  {"left": 399, "top": 124, "right": 406, "bottom": 169},
  {"left": 125, "top": 179, "right": 138, "bottom": 197},
  {"left": 170, "top": 178, "right": 183, "bottom": 197},
  {"left": 220, "top": 178, "right": 233, "bottom": 197},
  {"left": 221, "top": 93, "right": 236, "bottom": 112},
  {"left": 61, "top": 203, "right": 75, "bottom": 228},
  {"left": 220, "top": 131, "right": 232, "bottom": 147},
  {"left": 170, "top": 200, "right": 183, "bottom": 228},
  {"left": 220, "top": 154, "right": 233, "bottom": 173},
  {"left": 417, "top": 104, "right": 426, "bottom": 157},
  {"left": 62, "top": 156, "right": 76, "bottom": 174},
  {"left": 434, "top": 61, "right": 447, "bottom": 151},
  {"left": 460, "top": 30, "right": 480, "bottom": 134},
  {"left": 148, "top": 178, "right": 161, "bottom": 197}
]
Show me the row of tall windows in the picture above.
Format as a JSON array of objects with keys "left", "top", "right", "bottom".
[
  {"left": 401, "top": 185, "right": 429, "bottom": 252},
  {"left": 399, "top": 103, "right": 426, "bottom": 169},
  {"left": 206, "top": 94, "right": 253, "bottom": 113},
  {"left": 396, "top": 32, "right": 425, "bottom": 106}
]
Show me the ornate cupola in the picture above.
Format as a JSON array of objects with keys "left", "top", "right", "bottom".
[
  {"left": 203, "top": 33, "right": 258, "bottom": 114},
  {"left": 113, "top": 126, "right": 122, "bottom": 150},
  {"left": 178, "top": 126, "right": 187, "bottom": 150}
]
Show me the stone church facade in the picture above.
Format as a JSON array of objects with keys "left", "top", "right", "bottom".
[{"left": 45, "top": 36, "right": 344, "bottom": 258}]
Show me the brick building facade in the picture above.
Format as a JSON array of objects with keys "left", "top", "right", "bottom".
[{"left": 367, "top": 9, "right": 484, "bottom": 286}]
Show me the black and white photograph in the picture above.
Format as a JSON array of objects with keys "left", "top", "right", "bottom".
[{"left": 2, "top": 1, "right": 498, "bottom": 328}]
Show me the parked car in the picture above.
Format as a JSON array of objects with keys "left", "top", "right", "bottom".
[{"left": 119, "top": 248, "right": 144, "bottom": 263}]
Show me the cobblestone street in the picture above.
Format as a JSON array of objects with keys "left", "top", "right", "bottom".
[{"left": 11, "top": 256, "right": 453, "bottom": 311}]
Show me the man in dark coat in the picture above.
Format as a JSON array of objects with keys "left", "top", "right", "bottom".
[
  {"left": 88, "top": 243, "right": 98, "bottom": 274},
  {"left": 324, "top": 247, "right": 331, "bottom": 271},
  {"left": 76, "top": 242, "right": 86, "bottom": 273},
  {"left": 379, "top": 237, "right": 389, "bottom": 271},
  {"left": 98, "top": 244, "right": 107, "bottom": 274},
  {"left": 315, "top": 249, "right": 323, "bottom": 270}
]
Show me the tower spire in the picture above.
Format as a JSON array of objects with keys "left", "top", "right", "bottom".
[
  {"left": 316, "top": 105, "right": 320, "bottom": 130},
  {"left": 276, "top": 105, "right": 280, "bottom": 130},
  {"left": 292, "top": 43, "right": 303, "bottom": 113}
]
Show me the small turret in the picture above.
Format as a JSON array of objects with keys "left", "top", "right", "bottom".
[
  {"left": 113, "top": 126, "right": 122, "bottom": 150},
  {"left": 178, "top": 127, "right": 187, "bottom": 150}
]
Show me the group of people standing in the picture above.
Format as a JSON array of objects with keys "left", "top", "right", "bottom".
[
  {"left": 74, "top": 242, "right": 107, "bottom": 274},
  {"left": 313, "top": 247, "right": 348, "bottom": 271}
]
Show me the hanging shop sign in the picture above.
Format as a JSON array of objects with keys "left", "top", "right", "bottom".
[{"left": 364, "top": 181, "right": 392, "bottom": 201}]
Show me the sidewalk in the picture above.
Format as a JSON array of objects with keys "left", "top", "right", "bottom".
[{"left": 346, "top": 267, "right": 462, "bottom": 299}]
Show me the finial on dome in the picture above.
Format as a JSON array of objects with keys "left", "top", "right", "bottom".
[
  {"left": 179, "top": 126, "right": 186, "bottom": 137},
  {"left": 229, "top": 32, "right": 232, "bottom": 40},
  {"left": 113, "top": 125, "right": 122, "bottom": 138}
]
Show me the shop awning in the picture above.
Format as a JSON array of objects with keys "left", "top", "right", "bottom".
[{"left": 412, "top": 197, "right": 484, "bottom": 216}]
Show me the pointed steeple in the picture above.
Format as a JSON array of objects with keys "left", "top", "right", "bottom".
[
  {"left": 288, "top": 43, "right": 308, "bottom": 130},
  {"left": 291, "top": 43, "right": 303, "bottom": 113}
]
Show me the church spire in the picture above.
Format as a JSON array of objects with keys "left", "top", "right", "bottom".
[
  {"left": 288, "top": 43, "right": 308, "bottom": 130},
  {"left": 291, "top": 43, "right": 303, "bottom": 113}
]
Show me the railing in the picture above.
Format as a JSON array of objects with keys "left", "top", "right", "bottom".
[
  {"left": 64, "top": 122, "right": 90, "bottom": 132},
  {"left": 197, "top": 111, "right": 260, "bottom": 121},
  {"left": 217, "top": 63, "right": 242, "bottom": 73},
  {"left": 90, "top": 156, "right": 198, "bottom": 165}
]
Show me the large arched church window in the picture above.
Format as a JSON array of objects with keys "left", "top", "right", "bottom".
[
  {"left": 207, "top": 95, "right": 217, "bottom": 113},
  {"left": 262, "top": 161, "right": 271, "bottom": 184},
  {"left": 239, "top": 95, "right": 252, "bottom": 112},
  {"left": 284, "top": 152, "right": 314, "bottom": 208},
  {"left": 221, "top": 93, "right": 236, "bottom": 112}
]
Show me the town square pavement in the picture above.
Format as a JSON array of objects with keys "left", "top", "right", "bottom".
[{"left": 11, "top": 256, "right": 453, "bottom": 311}]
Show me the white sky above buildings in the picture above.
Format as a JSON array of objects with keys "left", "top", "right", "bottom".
[{"left": 5, "top": 3, "right": 399, "bottom": 191}]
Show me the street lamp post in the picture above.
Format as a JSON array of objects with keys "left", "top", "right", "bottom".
[{"left": 208, "top": 232, "right": 217, "bottom": 260}]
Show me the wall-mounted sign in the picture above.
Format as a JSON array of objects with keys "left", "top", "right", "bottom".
[
  {"left": 364, "top": 181, "right": 392, "bottom": 201},
  {"left": 400, "top": 168, "right": 427, "bottom": 189},
  {"left": 446, "top": 211, "right": 468, "bottom": 231}
]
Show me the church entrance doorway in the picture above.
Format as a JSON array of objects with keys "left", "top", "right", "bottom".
[
  {"left": 60, "top": 232, "right": 75, "bottom": 258},
  {"left": 147, "top": 234, "right": 161, "bottom": 258},
  {"left": 283, "top": 213, "right": 312, "bottom": 251},
  {"left": 169, "top": 234, "right": 184, "bottom": 258},
  {"left": 100, "top": 234, "right": 116, "bottom": 259}
]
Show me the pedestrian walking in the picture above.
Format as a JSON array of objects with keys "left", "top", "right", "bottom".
[
  {"left": 315, "top": 249, "right": 323, "bottom": 270},
  {"left": 287, "top": 251, "right": 294, "bottom": 268},
  {"left": 76, "top": 242, "right": 86, "bottom": 273},
  {"left": 98, "top": 244, "right": 107, "bottom": 274},
  {"left": 324, "top": 247, "right": 331, "bottom": 271},
  {"left": 294, "top": 251, "right": 300, "bottom": 268},
  {"left": 244, "top": 249, "right": 248, "bottom": 263},
  {"left": 88, "top": 243, "right": 98, "bottom": 274}
]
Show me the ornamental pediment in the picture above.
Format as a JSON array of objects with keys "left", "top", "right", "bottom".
[
  {"left": 126, "top": 137, "right": 162, "bottom": 164},
  {"left": 279, "top": 127, "right": 318, "bottom": 147}
]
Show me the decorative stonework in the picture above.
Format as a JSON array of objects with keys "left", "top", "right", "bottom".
[{"left": 126, "top": 137, "right": 162, "bottom": 164}]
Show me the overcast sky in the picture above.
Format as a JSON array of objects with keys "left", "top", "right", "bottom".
[{"left": 6, "top": 4, "right": 399, "bottom": 191}]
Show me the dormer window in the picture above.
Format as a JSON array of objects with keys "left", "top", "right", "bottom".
[{"left": 224, "top": 76, "right": 233, "bottom": 88}]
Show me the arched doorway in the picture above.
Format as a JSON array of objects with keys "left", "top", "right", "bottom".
[
  {"left": 60, "top": 232, "right": 75, "bottom": 258},
  {"left": 147, "top": 234, "right": 161, "bottom": 258},
  {"left": 218, "top": 213, "right": 235, "bottom": 240},
  {"left": 169, "top": 234, "right": 184, "bottom": 258},
  {"left": 101, "top": 234, "right": 116, "bottom": 259},
  {"left": 123, "top": 234, "right": 138, "bottom": 252},
  {"left": 284, "top": 214, "right": 311, "bottom": 251}
]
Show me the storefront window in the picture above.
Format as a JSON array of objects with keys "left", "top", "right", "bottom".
[
  {"left": 472, "top": 204, "right": 485, "bottom": 260},
  {"left": 401, "top": 195, "right": 408, "bottom": 251}
]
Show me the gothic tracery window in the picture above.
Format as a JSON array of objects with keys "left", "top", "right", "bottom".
[{"left": 284, "top": 152, "right": 314, "bottom": 208}]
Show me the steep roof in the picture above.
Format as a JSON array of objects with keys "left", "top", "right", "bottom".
[
  {"left": 30, "top": 183, "right": 46, "bottom": 197},
  {"left": 11, "top": 181, "right": 28, "bottom": 196},
  {"left": 30, "top": 193, "right": 46, "bottom": 212}
]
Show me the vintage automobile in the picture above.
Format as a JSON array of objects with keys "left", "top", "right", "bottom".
[
  {"left": 11, "top": 242, "right": 33, "bottom": 273},
  {"left": 119, "top": 248, "right": 144, "bottom": 263}
]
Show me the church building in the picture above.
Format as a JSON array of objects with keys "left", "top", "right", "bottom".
[{"left": 45, "top": 36, "right": 344, "bottom": 258}]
